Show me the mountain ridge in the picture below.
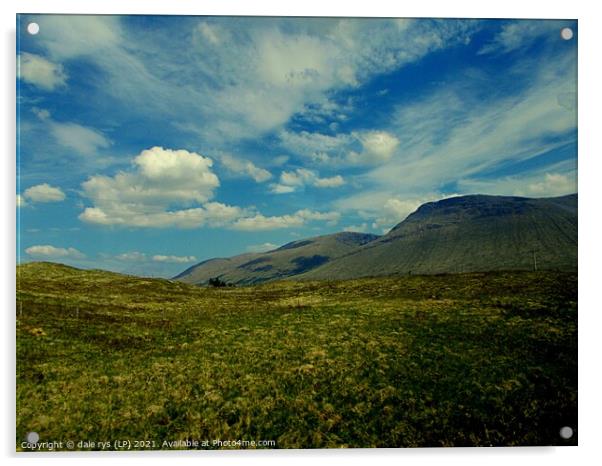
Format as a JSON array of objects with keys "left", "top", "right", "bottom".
[{"left": 174, "top": 193, "right": 577, "bottom": 285}]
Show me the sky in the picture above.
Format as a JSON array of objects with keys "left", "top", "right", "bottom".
[{"left": 16, "top": 15, "right": 578, "bottom": 277}]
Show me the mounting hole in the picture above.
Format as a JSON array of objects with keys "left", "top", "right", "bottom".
[
  {"left": 27, "top": 22, "right": 40, "bottom": 35},
  {"left": 559, "top": 426, "right": 574, "bottom": 439},
  {"left": 560, "top": 27, "right": 573, "bottom": 41},
  {"left": 26, "top": 431, "right": 39, "bottom": 444}
]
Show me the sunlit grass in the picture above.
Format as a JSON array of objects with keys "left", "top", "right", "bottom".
[{"left": 16, "top": 263, "right": 577, "bottom": 449}]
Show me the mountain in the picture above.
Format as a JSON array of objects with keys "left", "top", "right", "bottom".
[
  {"left": 174, "top": 193, "right": 577, "bottom": 285},
  {"left": 298, "top": 194, "right": 577, "bottom": 280},
  {"left": 174, "top": 232, "right": 379, "bottom": 285}
]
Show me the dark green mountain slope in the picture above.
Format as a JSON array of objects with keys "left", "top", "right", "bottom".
[
  {"left": 299, "top": 194, "right": 577, "bottom": 280},
  {"left": 174, "top": 232, "right": 379, "bottom": 285}
]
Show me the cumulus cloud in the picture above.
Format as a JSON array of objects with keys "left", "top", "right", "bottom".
[
  {"left": 152, "top": 255, "right": 197, "bottom": 263},
  {"left": 25, "top": 245, "right": 85, "bottom": 259},
  {"left": 270, "top": 168, "right": 345, "bottom": 193},
  {"left": 18, "top": 52, "right": 67, "bottom": 91},
  {"left": 79, "top": 146, "right": 339, "bottom": 231},
  {"left": 23, "top": 183, "right": 66, "bottom": 203},
  {"left": 220, "top": 154, "right": 272, "bottom": 182},
  {"left": 313, "top": 175, "right": 345, "bottom": 188},
  {"left": 79, "top": 147, "right": 228, "bottom": 228}
]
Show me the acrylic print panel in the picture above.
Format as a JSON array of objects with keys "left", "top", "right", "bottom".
[{"left": 16, "top": 15, "right": 577, "bottom": 450}]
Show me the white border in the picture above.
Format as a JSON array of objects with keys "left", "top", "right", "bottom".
[{"left": 3, "top": 1, "right": 601, "bottom": 465}]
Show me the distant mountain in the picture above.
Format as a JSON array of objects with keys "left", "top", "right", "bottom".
[
  {"left": 299, "top": 194, "right": 577, "bottom": 280},
  {"left": 174, "top": 232, "right": 379, "bottom": 285},
  {"left": 174, "top": 193, "right": 577, "bottom": 285}
]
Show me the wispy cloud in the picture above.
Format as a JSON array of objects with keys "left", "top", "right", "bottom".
[
  {"left": 18, "top": 52, "right": 67, "bottom": 91},
  {"left": 220, "top": 154, "right": 272, "bottom": 183},
  {"left": 270, "top": 168, "right": 344, "bottom": 193},
  {"left": 479, "top": 20, "right": 571, "bottom": 55},
  {"left": 354, "top": 46, "right": 577, "bottom": 200},
  {"left": 30, "top": 16, "right": 477, "bottom": 144},
  {"left": 231, "top": 209, "right": 340, "bottom": 231},
  {"left": 32, "top": 108, "right": 111, "bottom": 156},
  {"left": 457, "top": 161, "right": 577, "bottom": 198},
  {"left": 152, "top": 254, "right": 197, "bottom": 264},
  {"left": 246, "top": 242, "right": 279, "bottom": 253}
]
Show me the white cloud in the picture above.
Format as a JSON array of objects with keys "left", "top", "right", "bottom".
[
  {"left": 152, "top": 255, "right": 197, "bottom": 263},
  {"left": 457, "top": 169, "right": 577, "bottom": 198},
  {"left": 278, "top": 128, "right": 399, "bottom": 166},
  {"left": 278, "top": 130, "right": 353, "bottom": 163},
  {"left": 36, "top": 15, "right": 122, "bottom": 60},
  {"left": 343, "top": 223, "right": 369, "bottom": 233},
  {"left": 314, "top": 175, "right": 345, "bottom": 187},
  {"left": 335, "top": 191, "right": 444, "bottom": 232},
  {"left": 280, "top": 168, "right": 315, "bottom": 187},
  {"left": 232, "top": 213, "right": 305, "bottom": 231},
  {"left": 246, "top": 242, "right": 279, "bottom": 253},
  {"left": 25, "top": 245, "right": 85, "bottom": 259},
  {"left": 32, "top": 108, "right": 111, "bottom": 156},
  {"left": 270, "top": 168, "right": 345, "bottom": 193},
  {"left": 361, "top": 49, "right": 577, "bottom": 196},
  {"left": 527, "top": 173, "right": 575, "bottom": 196},
  {"left": 79, "top": 147, "right": 228, "bottom": 228},
  {"left": 231, "top": 209, "right": 340, "bottom": 231},
  {"left": 50, "top": 121, "right": 111, "bottom": 156},
  {"left": 23, "top": 183, "right": 66, "bottom": 203},
  {"left": 197, "top": 23, "right": 221, "bottom": 45},
  {"left": 372, "top": 198, "right": 430, "bottom": 230},
  {"left": 353, "top": 131, "right": 400, "bottom": 163},
  {"left": 114, "top": 251, "right": 197, "bottom": 264},
  {"left": 479, "top": 20, "right": 566, "bottom": 55},
  {"left": 16, "top": 194, "right": 27, "bottom": 208},
  {"left": 29, "top": 16, "right": 477, "bottom": 145},
  {"left": 78, "top": 146, "right": 340, "bottom": 230},
  {"left": 18, "top": 52, "right": 67, "bottom": 91},
  {"left": 220, "top": 154, "right": 272, "bottom": 182},
  {"left": 115, "top": 251, "right": 147, "bottom": 261},
  {"left": 270, "top": 184, "right": 296, "bottom": 194}
]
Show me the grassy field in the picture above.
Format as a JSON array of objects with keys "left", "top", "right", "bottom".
[{"left": 16, "top": 262, "right": 577, "bottom": 450}]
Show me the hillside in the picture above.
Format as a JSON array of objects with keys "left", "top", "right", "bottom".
[
  {"left": 173, "top": 193, "right": 577, "bottom": 285},
  {"left": 17, "top": 261, "right": 578, "bottom": 448},
  {"left": 299, "top": 194, "right": 577, "bottom": 280},
  {"left": 174, "top": 232, "right": 379, "bottom": 285}
]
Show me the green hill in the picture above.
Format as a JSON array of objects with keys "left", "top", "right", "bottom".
[
  {"left": 173, "top": 193, "right": 577, "bottom": 285},
  {"left": 174, "top": 232, "right": 379, "bottom": 285},
  {"left": 17, "top": 262, "right": 577, "bottom": 448},
  {"left": 300, "top": 194, "right": 577, "bottom": 280}
]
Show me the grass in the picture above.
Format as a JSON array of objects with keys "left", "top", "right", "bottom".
[{"left": 16, "top": 262, "right": 577, "bottom": 449}]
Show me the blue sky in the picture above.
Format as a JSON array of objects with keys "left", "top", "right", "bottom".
[{"left": 16, "top": 15, "right": 577, "bottom": 277}]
